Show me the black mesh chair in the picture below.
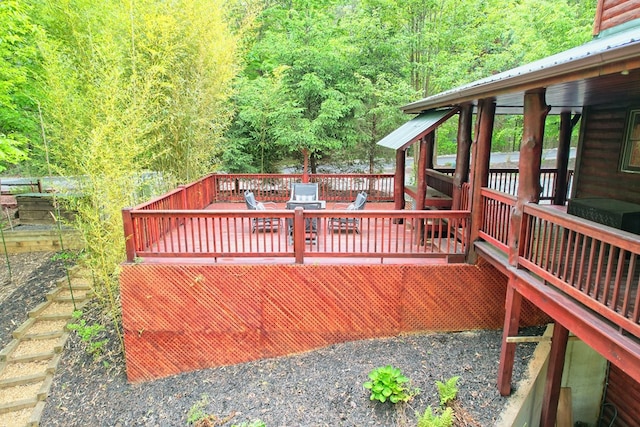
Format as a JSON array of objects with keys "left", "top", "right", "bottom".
[
  {"left": 244, "top": 191, "right": 280, "bottom": 233},
  {"left": 329, "top": 192, "right": 367, "bottom": 233},
  {"left": 286, "top": 201, "right": 321, "bottom": 245}
]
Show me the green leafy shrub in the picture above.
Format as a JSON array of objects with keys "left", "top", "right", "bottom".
[
  {"left": 67, "top": 310, "right": 108, "bottom": 358},
  {"left": 363, "top": 365, "right": 418, "bottom": 403},
  {"left": 436, "top": 376, "right": 459, "bottom": 406},
  {"left": 417, "top": 406, "right": 454, "bottom": 427}
]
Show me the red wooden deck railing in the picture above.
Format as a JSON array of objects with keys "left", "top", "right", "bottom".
[
  {"left": 437, "top": 168, "right": 574, "bottom": 201},
  {"left": 478, "top": 188, "right": 517, "bottom": 253},
  {"left": 122, "top": 207, "right": 470, "bottom": 264},
  {"left": 476, "top": 187, "right": 640, "bottom": 340},
  {"left": 211, "top": 173, "right": 395, "bottom": 203},
  {"left": 519, "top": 203, "right": 640, "bottom": 338}
]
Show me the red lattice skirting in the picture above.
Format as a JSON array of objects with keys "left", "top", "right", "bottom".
[{"left": 121, "top": 260, "right": 547, "bottom": 382}]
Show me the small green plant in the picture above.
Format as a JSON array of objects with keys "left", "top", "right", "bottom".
[
  {"left": 363, "top": 365, "right": 419, "bottom": 403},
  {"left": 416, "top": 376, "right": 461, "bottom": 427},
  {"left": 187, "top": 394, "right": 212, "bottom": 425},
  {"left": 417, "top": 406, "right": 454, "bottom": 427},
  {"left": 187, "top": 394, "right": 242, "bottom": 426},
  {"left": 232, "top": 420, "right": 266, "bottom": 427},
  {"left": 67, "top": 310, "right": 108, "bottom": 358},
  {"left": 436, "top": 376, "right": 459, "bottom": 406}
]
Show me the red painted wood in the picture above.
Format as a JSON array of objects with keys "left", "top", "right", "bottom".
[
  {"left": 122, "top": 208, "right": 135, "bottom": 262},
  {"left": 453, "top": 104, "right": 473, "bottom": 210},
  {"left": 509, "top": 90, "right": 549, "bottom": 266},
  {"left": 540, "top": 323, "right": 569, "bottom": 427},
  {"left": 498, "top": 281, "right": 523, "bottom": 396},
  {"left": 469, "top": 99, "right": 496, "bottom": 252},
  {"left": 120, "top": 262, "right": 548, "bottom": 382},
  {"left": 395, "top": 150, "right": 406, "bottom": 211}
]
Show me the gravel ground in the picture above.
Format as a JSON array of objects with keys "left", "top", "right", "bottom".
[{"left": 39, "top": 299, "right": 541, "bottom": 427}]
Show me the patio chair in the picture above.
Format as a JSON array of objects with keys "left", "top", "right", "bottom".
[
  {"left": 329, "top": 192, "right": 367, "bottom": 233},
  {"left": 286, "top": 201, "right": 321, "bottom": 245},
  {"left": 244, "top": 190, "right": 280, "bottom": 233},
  {"left": 289, "top": 183, "right": 319, "bottom": 202}
]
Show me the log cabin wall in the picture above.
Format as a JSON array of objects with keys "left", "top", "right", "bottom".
[
  {"left": 601, "top": 364, "right": 640, "bottom": 427},
  {"left": 594, "top": 0, "right": 640, "bottom": 35},
  {"left": 573, "top": 104, "right": 640, "bottom": 204}
]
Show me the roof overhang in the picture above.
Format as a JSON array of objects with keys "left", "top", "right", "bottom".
[
  {"left": 402, "top": 26, "right": 640, "bottom": 115},
  {"left": 377, "top": 108, "right": 459, "bottom": 151}
]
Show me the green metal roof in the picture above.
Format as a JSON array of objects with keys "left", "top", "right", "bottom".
[{"left": 376, "top": 108, "right": 458, "bottom": 151}]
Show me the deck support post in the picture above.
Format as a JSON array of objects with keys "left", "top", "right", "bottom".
[
  {"left": 122, "top": 208, "right": 136, "bottom": 262},
  {"left": 554, "top": 112, "right": 580, "bottom": 206},
  {"left": 394, "top": 148, "right": 407, "bottom": 218},
  {"left": 540, "top": 323, "right": 569, "bottom": 427},
  {"left": 415, "top": 136, "right": 429, "bottom": 243},
  {"left": 452, "top": 104, "right": 473, "bottom": 210},
  {"left": 417, "top": 135, "right": 429, "bottom": 212},
  {"left": 468, "top": 98, "right": 496, "bottom": 262},
  {"left": 302, "top": 148, "right": 310, "bottom": 183},
  {"left": 497, "top": 279, "right": 522, "bottom": 396},
  {"left": 178, "top": 185, "right": 188, "bottom": 209},
  {"left": 509, "top": 89, "right": 550, "bottom": 266},
  {"left": 293, "top": 207, "right": 305, "bottom": 263}
]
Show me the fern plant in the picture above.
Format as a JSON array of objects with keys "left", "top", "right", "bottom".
[
  {"left": 436, "top": 376, "right": 460, "bottom": 406},
  {"left": 417, "top": 406, "right": 454, "bottom": 427}
]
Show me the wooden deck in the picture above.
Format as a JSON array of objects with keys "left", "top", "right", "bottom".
[{"left": 134, "top": 202, "right": 466, "bottom": 265}]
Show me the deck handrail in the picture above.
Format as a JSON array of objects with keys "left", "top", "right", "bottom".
[
  {"left": 478, "top": 188, "right": 517, "bottom": 253},
  {"left": 211, "top": 173, "right": 395, "bottom": 203},
  {"left": 122, "top": 208, "right": 470, "bottom": 264},
  {"left": 519, "top": 203, "right": 640, "bottom": 338},
  {"left": 437, "top": 168, "right": 574, "bottom": 201}
]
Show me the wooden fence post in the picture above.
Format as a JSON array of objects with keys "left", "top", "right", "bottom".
[
  {"left": 122, "top": 208, "right": 135, "bottom": 262},
  {"left": 293, "top": 208, "right": 305, "bottom": 263}
]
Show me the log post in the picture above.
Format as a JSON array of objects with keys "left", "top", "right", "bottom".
[
  {"left": 452, "top": 104, "right": 473, "bottom": 210},
  {"left": 468, "top": 98, "right": 496, "bottom": 262},
  {"left": 424, "top": 132, "right": 435, "bottom": 170},
  {"left": 554, "top": 112, "right": 580, "bottom": 206},
  {"left": 508, "top": 89, "right": 550, "bottom": 266}
]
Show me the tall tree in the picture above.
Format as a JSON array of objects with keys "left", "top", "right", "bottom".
[
  {"left": 30, "top": 0, "right": 243, "bottom": 326},
  {"left": 0, "top": 1, "right": 39, "bottom": 172}
]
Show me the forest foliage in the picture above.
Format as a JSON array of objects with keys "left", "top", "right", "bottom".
[{"left": 0, "top": 0, "right": 596, "bottom": 323}]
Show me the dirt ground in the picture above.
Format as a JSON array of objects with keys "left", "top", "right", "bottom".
[
  {"left": 1, "top": 253, "right": 541, "bottom": 426},
  {"left": 0, "top": 251, "right": 68, "bottom": 349}
]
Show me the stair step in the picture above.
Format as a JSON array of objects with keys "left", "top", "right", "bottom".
[
  {"left": 0, "top": 398, "right": 36, "bottom": 416},
  {"left": 0, "top": 359, "right": 51, "bottom": 381},
  {"left": 0, "top": 372, "right": 47, "bottom": 389},
  {"left": 0, "top": 405, "right": 34, "bottom": 426},
  {"left": 3, "top": 334, "right": 69, "bottom": 364},
  {"left": 14, "top": 318, "right": 69, "bottom": 340},
  {"left": 47, "top": 286, "right": 92, "bottom": 302},
  {"left": 0, "top": 380, "right": 45, "bottom": 407}
]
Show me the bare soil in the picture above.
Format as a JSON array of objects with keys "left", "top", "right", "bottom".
[{"left": 1, "top": 253, "right": 541, "bottom": 426}]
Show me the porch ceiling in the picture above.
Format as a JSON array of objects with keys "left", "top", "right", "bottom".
[{"left": 403, "top": 26, "right": 640, "bottom": 115}]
